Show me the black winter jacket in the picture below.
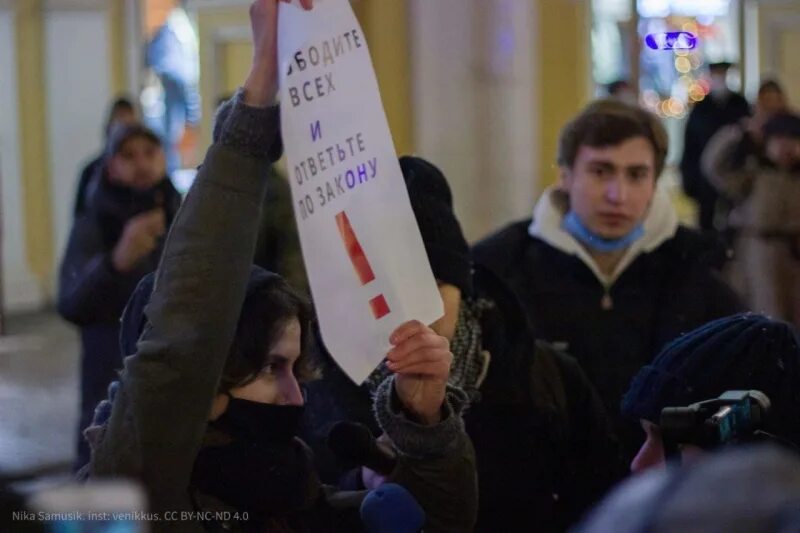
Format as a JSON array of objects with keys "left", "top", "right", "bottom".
[
  {"left": 59, "top": 170, "right": 181, "bottom": 329},
  {"left": 473, "top": 217, "right": 744, "bottom": 460},
  {"left": 680, "top": 92, "right": 750, "bottom": 201},
  {"left": 59, "top": 167, "right": 182, "bottom": 468},
  {"left": 466, "top": 266, "right": 624, "bottom": 531}
]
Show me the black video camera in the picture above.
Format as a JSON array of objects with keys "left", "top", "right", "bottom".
[{"left": 659, "top": 390, "right": 772, "bottom": 461}]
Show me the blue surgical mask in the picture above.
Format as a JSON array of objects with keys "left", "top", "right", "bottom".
[{"left": 563, "top": 211, "right": 644, "bottom": 253}]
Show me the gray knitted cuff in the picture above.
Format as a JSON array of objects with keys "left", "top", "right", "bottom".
[
  {"left": 373, "top": 376, "right": 469, "bottom": 459},
  {"left": 212, "top": 88, "right": 282, "bottom": 160}
]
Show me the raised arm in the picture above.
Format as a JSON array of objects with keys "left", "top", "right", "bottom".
[{"left": 91, "top": 1, "right": 291, "bottom": 522}]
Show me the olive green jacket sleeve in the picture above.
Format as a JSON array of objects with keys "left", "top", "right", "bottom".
[{"left": 90, "top": 91, "right": 279, "bottom": 531}]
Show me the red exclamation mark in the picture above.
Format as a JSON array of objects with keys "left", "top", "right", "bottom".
[{"left": 335, "top": 211, "right": 391, "bottom": 320}]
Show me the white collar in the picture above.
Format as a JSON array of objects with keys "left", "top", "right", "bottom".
[{"left": 528, "top": 185, "right": 679, "bottom": 286}]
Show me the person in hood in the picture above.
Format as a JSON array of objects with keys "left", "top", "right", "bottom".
[
  {"left": 576, "top": 444, "right": 800, "bottom": 533},
  {"left": 679, "top": 61, "right": 750, "bottom": 232},
  {"left": 303, "top": 156, "right": 623, "bottom": 532},
  {"left": 58, "top": 120, "right": 181, "bottom": 471},
  {"left": 473, "top": 99, "right": 743, "bottom": 462},
  {"left": 746, "top": 80, "right": 790, "bottom": 148},
  {"left": 85, "top": 2, "right": 477, "bottom": 531},
  {"left": 622, "top": 313, "right": 800, "bottom": 473},
  {"left": 73, "top": 97, "right": 138, "bottom": 216},
  {"left": 703, "top": 112, "right": 800, "bottom": 325}
]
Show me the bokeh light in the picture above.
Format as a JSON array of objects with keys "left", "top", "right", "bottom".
[
  {"left": 675, "top": 57, "right": 691, "bottom": 73},
  {"left": 667, "top": 97, "right": 685, "bottom": 116}
]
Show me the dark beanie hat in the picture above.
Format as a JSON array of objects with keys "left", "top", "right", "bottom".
[
  {"left": 763, "top": 112, "right": 800, "bottom": 142},
  {"left": 621, "top": 313, "right": 800, "bottom": 446},
  {"left": 106, "top": 123, "right": 162, "bottom": 159},
  {"left": 399, "top": 156, "right": 473, "bottom": 297}
]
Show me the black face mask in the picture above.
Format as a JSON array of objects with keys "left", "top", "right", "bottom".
[
  {"left": 193, "top": 397, "right": 318, "bottom": 518},
  {"left": 211, "top": 394, "right": 305, "bottom": 447}
]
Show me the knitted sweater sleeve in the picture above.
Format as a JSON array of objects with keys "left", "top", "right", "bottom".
[{"left": 372, "top": 377, "right": 478, "bottom": 533}]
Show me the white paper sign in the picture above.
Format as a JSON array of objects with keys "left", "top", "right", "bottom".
[{"left": 277, "top": 0, "right": 443, "bottom": 384}]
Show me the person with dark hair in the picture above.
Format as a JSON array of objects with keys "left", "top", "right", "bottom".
[
  {"left": 104, "top": 98, "right": 138, "bottom": 137},
  {"left": 85, "top": 2, "right": 477, "bottom": 531},
  {"left": 473, "top": 99, "right": 743, "bottom": 462},
  {"left": 621, "top": 313, "right": 800, "bottom": 472},
  {"left": 680, "top": 61, "right": 750, "bottom": 232},
  {"left": 703, "top": 80, "right": 789, "bottom": 176},
  {"left": 755, "top": 80, "right": 789, "bottom": 127},
  {"left": 303, "top": 155, "right": 622, "bottom": 532},
  {"left": 73, "top": 97, "right": 138, "bottom": 216},
  {"left": 703, "top": 112, "right": 800, "bottom": 325},
  {"left": 59, "top": 122, "right": 180, "bottom": 471}
]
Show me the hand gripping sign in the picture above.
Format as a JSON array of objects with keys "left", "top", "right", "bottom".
[{"left": 278, "top": 0, "right": 443, "bottom": 384}]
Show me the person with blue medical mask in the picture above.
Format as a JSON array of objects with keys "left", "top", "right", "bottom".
[{"left": 474, "top": 99, "right": 743, "bottom": 465}]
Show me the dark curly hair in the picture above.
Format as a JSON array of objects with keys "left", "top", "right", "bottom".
[{"left": 219, "top": 272, "right": 319, "bottom": 392}]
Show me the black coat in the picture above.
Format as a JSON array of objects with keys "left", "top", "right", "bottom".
[
  {"left": 680, "top": 93, "right": 750, "bottom": 216},
  {"left": 473, "top": 221, "right": 744, "bottom": 460},
  {"left": 59, "top": 170, "right": 181, "bottom": 327},
  {"left": 466, "top": 266, "right": 624, "bottom": 531},
  {"left": 58, "top": 169, "right": 180, "bottom": 468},
  {"left": 302, "top": 264, "right": 623, "bottom": 532},
  {"left": 74, "top": 154, "right": 104, "bottom": 217}
]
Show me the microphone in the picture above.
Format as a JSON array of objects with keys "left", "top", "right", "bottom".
[
  {"left": 327, "top": 421, "right": 397, "bottom": 476},
  {"left": 360, "top": 483, "right": 425, "bottom": 533}
]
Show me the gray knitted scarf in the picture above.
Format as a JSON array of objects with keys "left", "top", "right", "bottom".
[{"left": 365, "top": 299, "right": 494, "bottom": 401}]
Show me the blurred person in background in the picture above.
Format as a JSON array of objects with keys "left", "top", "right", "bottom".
[
  {"left": 703, "top": 112, "right": 800, "bottom": 325},
  {"left": 749, "top": 80, "right": 791, "bottom": 143},
  {"left": 58, "top": 124, "right": 181, "bottom": 471},
  {"left": 144, "top": 0, "right": 201, "bottom": 172},
  {"left": 695, "top": 79, "right": 789, "bottom": 301},
  {"left": 680, "top": 61, "right": 750, "bottom": 233},
  {"left": 73, "top": 97, "right": 138, "bottom": 216},
  {"left": 474, "top": 99, "right": 743, "bottom": 464}
]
